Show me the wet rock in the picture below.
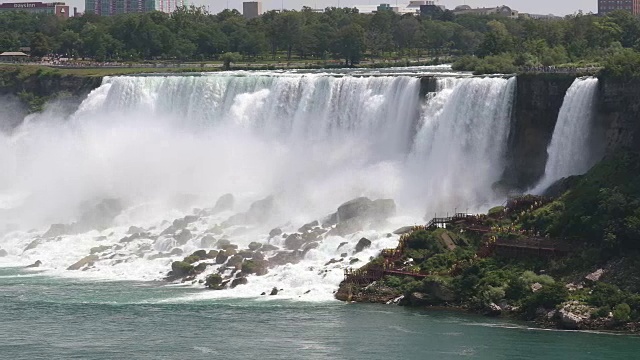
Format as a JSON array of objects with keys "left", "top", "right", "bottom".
[
  {"left": 67, "top": 255, "right": 99, "bottom": 270},
  {"left": 170, "top": 261, "right": 194, "bottom": 277},
  {"left": 206, "top": 225, "right": 224, "bottom": 235},
  {"left": 221, "top": 244, "right": 238, "bottom": 252},
  {"left": 393, "top": 226, "right": 414, "bottom": 235},
  {"left": 231, "top": 276, "right": 248, "bottom": 288},
  {"left": 322, "top": 212, "right": 338, "bottom": 228},
  {"left": 268, "top": 251, "right": 302, "bottom": 267},
  {"left": 194, "top": 262, "right": 209, "bottom": 273},
  {"left": 190, "top": 250, "right": 207, "bottom": 259},
  {"left": 340, "top": 253, "right": 348, "bottom": 258},
  {"left": 174, "top": 229, "right": 192, "bottom": 245},
  {"left": 77, "top": 198, "right": 123, "bottom": 230},
  {"left": 119, "top": 232, "right": 144, "bottom": 243},
  {"left": 270, "top": 287, "right": 278, "bottom": 295},
  {"left": 183, "top": 215, "right": 198, "bottom": 224},
  {"left": 224, "top": 196, "right": 274, "bottom": 225},
  {"left": 298, "top": 220, "right": 319, "bottom": 233},
  {"left": 261, "top": 292, "right": 266, "bottom": 295},
  {"left": 216, "top": 251, "right": 229, "bottom": 264},
  {"left": 160, "top": 224, "right": 178, "bottom": 236},
  {"left": 261, "top": 244, "right": 279, "bottom": 251},
  {"left": 172, "top": 218, "right": 187, "bottom": 229},
  {"left": 206, "top": 250, "right": 219, "bottom": 259},
  {"left": 0, "top": 248, "right": 7, "bottom": 257},
  {"left": 169, "top": 248, "right": 184, "bottom": 256},
  {"left": 253, "top": 252, "right": 265, "bottom": 261},
  {"left": 238, "top": 250, "right": 254, "bottom": 259},
  {"left": 90, "top": 245, "right": 111, "bottom": 255},
  {"left": 337, "top": 197, "right": 395, "bottom": 223},
  {"left": 43, "top": 224, "right": 74, "bottom": 238},
  {"left": 302, "top": 242, "right": 319, "bottom": 254},
  {"left": 349, "top": 258, "right": 360, "bottom": 264},
  {"left": 284, "top": 233, "right": 305, "bottom": 251},
  {"left": 337, "top": 242, "right": 348, "bottom": 250},
  {"left": 200, "top": 234, "right": 217, "bottom": 248},
  {"left": 269, "top": 228, "right": 283, "bottom": 238},
  {"left": 205, "top": 274, "right": 224, "bottom": 290},
  {"left": 127, "top": 226, "right": 144, "bottom": 234},
  {"left": 26, "top": 260, "right": 42, "bottom": 268},
  {"left": 325, "top": 258, "right": 341, "bottom": 266},
  {"left": 241, "top": 259, "right": 268, "bottom": 275},
  {"left": 355, "top": 238, "right": 372, "bottom": 253},
  {"left": 216, "top": 239, "right": 232, "bottom": 249},
  {"left": 248, "top": 242, "right": 262, "bottom": 251},
  {"left": 213, "top": 193, "right": 235, "bottom": 213},
  {"left": 227, "top": 255, "right": 244, "bottom": 269},
  {"left": 24, "top": 239, "right": 42, "bottom": 252}
]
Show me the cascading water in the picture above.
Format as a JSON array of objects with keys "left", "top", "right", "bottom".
[
  {"left": 533, "top": 77, "right": 599, "bottom": 193},
  {"left": 0, "top": 71, "right": 518, "bottom": 301}
]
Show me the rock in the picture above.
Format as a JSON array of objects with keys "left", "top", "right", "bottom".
[
  {"left": 355, "top": 238, "right": 372, "bottom": 253},
  {"left": 337, "top": 242, "right": 348, "bottom": 250},
  {"left": 213, "top": 193, "right": 235, "bottom": 213},
  {"left": 486, "top": 302, "right": 502, "bottom": 316},
  {"left": 340, "top": 253, "right": 348, "bottom": 258},
  {"left": 194, "top": 263, "right": 209, "bottom": 273},
  {"left": 43, "top": 224, "right": 73, "bottom": 238},
  {"left": 261, "top": 244, "right": 279, "bottom": 251},
  {"left": 298, "top": 220, "right": 319, "bottom": 233},
  {"left": 205, "top": 274, "right": 224, "bottom": 289},
  {"left": 585, "top": 269, "right": 605, "bottom": 282},
  {"left": 324, "top": 258, "right": 341, "bottom": 266},
  {"left": 169, "top": 248, "right": 184, "bottom": 256},
  {"left": 170, "top": 261, "right": 194, "bottom": 277},
  {"left": 268, "top": 251, "right": 302, "bottom": 267},
  {"left": 67, "top": 255, "right": 99, "bottom": 270},
  {"left": 238, "top": 250, "right": 254, "bottom": 259},
  {"left": 231, "top": 277, "right": 248, "bottom": 288},
  {"left": 227, "top": 254, "right": 244, "bottom": 269},
  {"left": 0, "top": 248, "right": 7, "bottom": 257},
  {"left": 206, "top": 225, "right": 224, "bottom": 235},
  {"left": 160, "top": 225, "right": 179, "bottom": 236},
  {"left": 174, "top": 229, "right": 192, "bottom": 245},
  {"left": 559, "top": 309, "right": 583, "bottom": 330},
  {"left": 284, "top": 234, "right": 306, "bottom": 251},
  {"left": 270, "top": 287, "right": 278, "bottom": 295},
  {"left": 261, "top": 292, "right": 266, "bottom": 295},
  {"left": 423, "top": 279, "right": 456, "bottom": 302},
  {"left": 77, "top": 198, "right": 123, "bottom": 230},
  {"left": 248, "top": 242, "right": 262, "bottom": 251},
  {"left": 302, "top": 242, "right": 319, "bottom": 254},
  {"left": 216, "top": 239, "right": 232, "bottom": 249},
  {"left": 221, "top": 244, "right": 238, "bottom": 252},
  {"left": 241, "top": 259, "right": 268, "bottom": 275},
  {"left": 119, "top": 232, "right": 144, "bottom": 243},
  {"left": 26, "top": 260, "right": 42, "bottom": 268},
  {"left": 349, "top": 258, "right": 360, "bottom": 264},
  {"left": 322, "top": 212, "right": 338, "bottom": 228},
  {"left": 269, "top": 228, "right": 283, "bottom": 238},
  {"left": 224, "top": 196, "right": 274, "bottom": 226},
  {"left": 24, "top": 239, "right": 42, "bottom": 252},
  {"left": 216, "top": 251, "right": 229, "bottom": 264},
  {"left": 127, "top": 226, "right": 144, "bottom": 234},
  {"left": 90, "top": 245, "right": 111, "bottom": 254},
  {"left": 337, "top": 197, "right": 395, "bottom": 223},
  {"left": 393, "top": 226, "right": 414, "bottom": 235},
  {"left": 183, "top": 215, "right": 198, "bottom": 224},
  {"left": 200, "top": 234, "right": 217, "bottom": 248},
  {"left": 172, "top": 218, "right": 187, "bottom": 229},
  {"left": 531, "top": 282, "right": 543, "bottom": 292},
  {"left": 408, "top": 292, "right": 430, "bottom": 306},
  {"left": 206, "top": 250, "right": 219, "bottom": 259},
  {"left": 190, "top": 250, "right": 207, "bottom": 259}
]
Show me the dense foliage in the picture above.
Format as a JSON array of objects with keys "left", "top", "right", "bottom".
[{"left": 3, "top": 6, "right": 640, "bottom": 73}]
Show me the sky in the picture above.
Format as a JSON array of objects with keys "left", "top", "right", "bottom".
[{"left": 65, "top": 0, "right": 597, "bottom": 17}]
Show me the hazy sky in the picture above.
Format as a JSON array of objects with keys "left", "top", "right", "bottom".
[{"left": 68, "top": 0, "right": 597, "bottom": 16}]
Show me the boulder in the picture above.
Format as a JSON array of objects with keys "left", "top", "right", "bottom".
[
  {"left": 322, "top": 212, "right": 338, "bottom": 228},
  {"left": 213, "top": 193, "right": 235, "bottom": 213},
  {"left": 216, "top": 239, "right": 232, "bottom": 249},
  {"left": 270, "top": 287, "right": 278, "bottom": 295},
  {"left": 324, "top": 258, "right": 341, "bottom": 266},
  {"left": 172, "top": 218, "right": 187, "bottom": 229},
  {"left": 340, "top": 253, "right": 348, "bottom": 258},
  {"left": 238, "top": 250, "right": 255, "bottom": 259},
  {"left": 0, "top": 248, "right": 7, "bottom": 257},
  {"left": 206, "top": 250, "right": 219, "bottom": 259},
  {"left": 190, "top": 250, "right": 207, "bottom": 259},
  {"left": 127, "top": 226, "right": 144, "bottom": 234},
  {"left": 248, "top": 242, "right": 262, "bottom": 251},
  {"left": 268, "top": 251, "right": 302, "bottom": 267},
  {"left": 183, "top": 215, "right": 198, "bottom": 224},
  {"left": 531, "top": 282, "right": 543, "bottom": 292},
  {"left": 170, "top": 261, "right": 194, "bottom": 277},
  {"left": 215, "top": 251, "right": 229, "bottom": 264},
  {"left": 224, "top": 196, "right": 274, "bottom": 226},
  {"left": 559, "top": 309, "right": 583, "bottom": 330},
  {"left": 43, "top": 224, "right": 73, "bottom": 238},
  {"left": 200, "top": 234, "right": 217, "bottom": 248},
  {"left": 393, "top": 226, "right": 414, "bottom": 235},
  {"left": 486, "top": 302, "right": 502, "bottom": 316},
  {"left": 337, "top": 197, "right": 395, "bottom": 222},
  {"left": 231, "top": 277, "right": 248, "bottom": 288},
  {"left": 169, "top": 248, "right": 184, "bottom": 256},
  {"left": 337, "top": 242, "right": 348, "bottom": 250},
  {"left": 298, "top": 220, "right": 319, "bottom": 233},
  {"left": 253, "top": 251, "right": 265, "bottom": 261},
  {"left": 269, "top": 228, "right": 283, "bottom": 238},
  {"left": 261, "top": 244, "right": 279, "bottom": 251},
  {"left": 174, "top": 229, "right": 192, "bottom": 245},
  {"left": 284, "top": 234, "right": 306, "bottom": 251},
  {"left": 67, "top": 255, "right": 99, "bottom": 270},
  {"left": 585, "top": 269, "right": 605, "bottom": 282},
  {"left": 408, "top": 292, "right": 430, "bottom": 306},
  {"left": 349, "top": 258, "right": 360, "bottom": 264},
  {"left": 26, "top": 260, "right": 42, "bottom": 268},
  {"left": 355, "top": 238, "right": 372, "bottom": 253},
  {"left": 77, "top": 198, "right": 123, "bottom": 230},
  {"left": 227, "top": 254, "right": 244, "bottom": 269},
  {"left": 24, "top": 239, "right": 42, "bottom": 252},
  {"left": 194, "top": 263, "right": 209, "bottom": 273},
  {"left": 423, "top": 279, "right": 456, "bottom": 302},
  {"left": 241, "top": 259, "right": 268, "bottom": 275},
  {"left": 302, "top": 242, "right": 319, "bottom": 255},
  {"left": 205, "top": 274, "right": 224, "bottom": 290},
  {"left": 90, "top": 245, "right": 111, "bottom": 255}
]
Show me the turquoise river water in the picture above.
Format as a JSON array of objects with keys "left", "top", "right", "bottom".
[{"left": 2, "top": 267, "right": 640, "bottom": 360}]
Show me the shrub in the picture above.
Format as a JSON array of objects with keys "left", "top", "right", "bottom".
[
  {"left": 205, "top": 274, "right": 223, "bottom": 289},
  {"left": 613, "top": 303, "right": 631, "bottom": 322},
  {"left": 170, "top": 261, "right": 194, "bottom": 277}
]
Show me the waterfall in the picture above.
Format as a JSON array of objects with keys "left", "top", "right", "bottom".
[
  {"left": 0, "top": 71, "right": 519, "bottom": 297},
  {"left": 533, "top": 77, "right": 599, "bottom": 192}
]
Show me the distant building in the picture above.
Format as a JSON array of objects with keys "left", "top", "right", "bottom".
[
  {"left": 84, "top": 0, "right": 183, "bottom": 16},
  {"left": 452, "top": 4, "right": 518, "bottom": 18},
  {"left": 0, "top": 2, "right": 69, "bottom": 17},
  {"left": 420, "top": 0, "right": 446, "bottom": 17},
  {"left": 598, "top": 0, "right": 640, "bottom": 15},
  {"left": 243, "top": 1, "right": 262, "bottom": 19},
  {"left": 521, "top": 13, "right": 562, "bottom": 20}
]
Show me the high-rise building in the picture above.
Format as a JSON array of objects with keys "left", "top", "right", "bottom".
[
  {"left": 243, "top": 1, "right": 262, "bottom": 19},
  {"left": 0, "top": 2, "right": 69, "bottom": 17},
  {"left": 84, "top": 0, "right": 183, "bottom": 16},
  {"left": 598, "top": 0, "right": 640, "bottom": 15}
]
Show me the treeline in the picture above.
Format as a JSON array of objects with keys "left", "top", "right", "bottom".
[{"left": 3, "top": 6, "right": 640, "bottom": 71}]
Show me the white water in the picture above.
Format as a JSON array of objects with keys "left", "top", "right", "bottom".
[
  {"left": 533, "top": 77, "right": 599, "bottom": 193},
  {"left": 0, "top": 71, "right": 517, "bottom": 300}
]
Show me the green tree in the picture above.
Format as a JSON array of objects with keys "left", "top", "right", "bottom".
[
  {"left": 333, "top": 23, "right": 365, "bottom": 66},
  {"left": 30, "top": 33, "right": 51, "bottom": 57}
]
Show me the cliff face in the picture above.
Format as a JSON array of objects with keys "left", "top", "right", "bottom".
[
  {"left": 598, "top": 77, "right": 640, "bottom": 154},
  {"left": 501, "top": 74, "right": 576, "bottom": 190}
]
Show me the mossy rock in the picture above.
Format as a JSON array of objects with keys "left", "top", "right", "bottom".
[
  {"left": 205, "top": 274, "right": 224, "bottom": 290},
  {"left": 183, "top": 255, "right": 200, "bottom": 264},
  {"left": 171, "top": 261, "right": 194, "bottom": 277},
  {"left": 191, "top": 249, "right": 207, "bottom": 259},
  {"left": 241, "top": 259, "right": 268, "bottom": 275},
  {"left": 194, "top": 262, "right": 209, "bottom": 273},
  {"left": 248, "top": 241, "right": 262, "bottom": 251},
  {"left": 206, "top": 250, "right": 219, "bottom": 259},
  {"left": 227, "top": 254, "right": 244, "bottom": 269}
]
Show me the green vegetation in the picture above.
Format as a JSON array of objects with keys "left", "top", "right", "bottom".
[{"left": 1, "top": 6, "right": 639, "bottom": 74}]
